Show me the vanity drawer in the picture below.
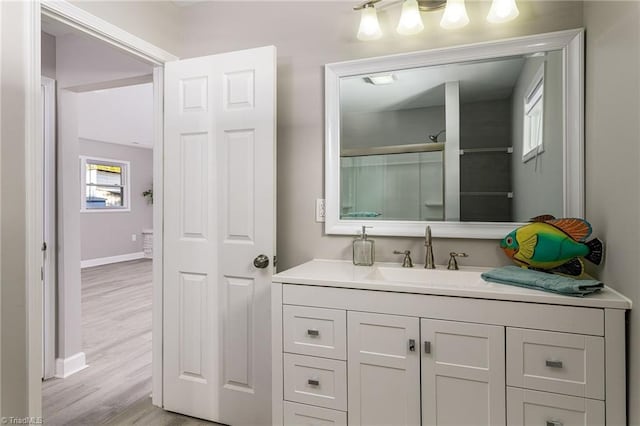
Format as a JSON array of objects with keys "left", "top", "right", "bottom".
[
  {"left": 507, "top": 387, "right": 604, "bottom": 426},
  {"left": 283, "top": 305, "right": 347, "bottom": 360},
  {"left": 506, "top": 328, "right": 604, "bottom": 399},
  {"left": 284, "top": 353, "right": 347, "bottom": 411},
  {"left": 283, "top": 401, "right": 347, "bottom": 426}
]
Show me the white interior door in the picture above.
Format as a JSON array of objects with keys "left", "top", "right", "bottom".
[
  {"left": 347, "top": 312, "right": 421, "bottom": 426},
  {"left": 421, "top": 319, "right": 505, "bottom": 426},
  {"left": 163, "top": 46, "right": 276, "bottom": 424}
]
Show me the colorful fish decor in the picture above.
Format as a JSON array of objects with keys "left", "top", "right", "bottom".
[{"left": 500, "top": 215, "right": 603, "bottom": 276}]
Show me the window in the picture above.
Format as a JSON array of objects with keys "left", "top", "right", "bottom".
[
  {"left": 80, "top": 156, "right": 130, "bottom": 212},
  {"left": 522, "top": 64, "right": 545, "bottom": 162}
]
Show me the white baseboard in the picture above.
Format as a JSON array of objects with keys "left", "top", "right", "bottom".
[
  {"left": 55, "top": 352, "right": 88, "bottom": 378},
  {"left": 81, "top": 251, "right": 145, "bottom": 269}
]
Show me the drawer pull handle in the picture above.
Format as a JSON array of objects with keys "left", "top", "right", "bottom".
[
  {"left": 307, "top": 329, "right": 320, "bottom": 337},
  {"left": 546, "top": 421, "right": 563, "bottom": 426},
  {"left": 424, "top": 341, "right": 431, "bottom": 354},
  {"left": 307, "top": 379, "right": 320, "bottom": 386},
  {"left": 545, "top": 360, "right": 564, "bottom": 368},
  {"left": 409, "top": 339, "right": 416, "bottom": 352}
]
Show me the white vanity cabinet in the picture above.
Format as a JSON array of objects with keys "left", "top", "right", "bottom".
[
  {"left": 347, "top": 312, "right": 421, "bottom": 425},
  {"left": 271, "top": 260, "right": 631, "bottom": 426},
  {"left": 421, "top": 319, "right": 506, "bottom": 426}
]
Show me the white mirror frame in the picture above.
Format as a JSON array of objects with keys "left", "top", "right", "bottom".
[{"left": 325, "top": 28, "right": 584, "bottom": 239}]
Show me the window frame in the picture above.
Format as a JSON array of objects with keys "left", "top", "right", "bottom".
[
  {"left": 80, "top": 155, "right": 131, "bottom": 213},
  {"left": 522, "top": 63, "right": 545, "bottom": 163}
]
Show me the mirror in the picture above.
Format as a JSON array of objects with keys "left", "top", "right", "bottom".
[{"left": 325, "top": 29, "right": 584, "bottom": 238}]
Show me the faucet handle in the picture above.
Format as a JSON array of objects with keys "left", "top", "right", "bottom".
[
  {"left": 447, "top": 252, "right": 468, "bottom": 270},
  {"left": 393, "top": 250, "right": 414, "bottom": 268}
]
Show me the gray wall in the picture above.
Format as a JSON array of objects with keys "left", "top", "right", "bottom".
[
  {"left": 70, "top": 0, "right": 182, "bottom": 56},
  {"left": 1, "top": 1, "right": 30, "bottom": 416},
  {"left": 79, "top": 141, "right": 153, "bottom": 261},
  {"left": 41, "top": 32, "right": 56, "bottom": 79},
  {"left": 180, "top": 0, "right": 584, "bottom": 271},
  {"left": 55, "top": 33, "right": 152, "bottom": 364},
  {"left": 584, "top": 1, "right": 640, "bottom": 420},
  {"left": 341, "top": 106, "right": 445, "bottom": 149},
  {"left": 511, "top": 52, "right": 564, "bottom": 221}
]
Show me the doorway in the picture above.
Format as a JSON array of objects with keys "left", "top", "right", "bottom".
[{"left": 37, "top": 8, "right": 172, "bottom": 424}]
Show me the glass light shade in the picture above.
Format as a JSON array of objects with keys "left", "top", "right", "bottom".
[
  {"left": 357, "top": 5, "right": 383, "bottom": 41},
  {"left": 396, "top": 0, "right": 424, "bottom": 36},
  {"left": 440, "top": 0, "right": 469, "bottom": 30},
  {"left": 486, "top": 0, "right": 519, "bottom": 24}
]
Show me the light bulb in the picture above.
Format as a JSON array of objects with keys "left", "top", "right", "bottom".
[
  {"left": 486, "top": 0, "right": 519, "bottom": 24},
  {"left": 440, "top": 0, "right": 469, "bottom": 30},
  {"left": 396, "top": 0, "right": 424, "bottom": 36},
  {"left": 357, "top": 4, "right": 383, "bottom": 41}
]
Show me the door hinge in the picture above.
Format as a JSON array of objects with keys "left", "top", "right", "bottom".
[
  {"left": 42, "top": 241, "right": 47, "bottom": 251},
  {"left": 273, "top": 255, "right": 278, "bottom": 268}
]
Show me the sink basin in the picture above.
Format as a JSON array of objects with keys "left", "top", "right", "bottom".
[{"left": 366, "top": 266, "right": 486, "bottom": 288}]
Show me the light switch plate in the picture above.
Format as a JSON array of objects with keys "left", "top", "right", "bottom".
[
  {"left": 315, "top": 199, "right": 326, "bottom": 223},
  {"left": 131, "top": 233, "right": 137, "bottom": 242}
]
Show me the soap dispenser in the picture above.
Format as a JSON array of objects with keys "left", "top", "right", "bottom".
[{"left": 353, "top": 226, "right": 375, "bottom": 266}]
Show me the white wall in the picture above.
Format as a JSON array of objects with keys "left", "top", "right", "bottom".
[
  {"left": 584, "top": 2, "right": 640, "bottom": 421},
  {"left": 511, "top": 51, "right": 564, "bottom": 221},
  {"left": 41, "top": 32, "right": 55, "bottom": 79},
  {"left": 56, "top": 33, "right": 151, "bottom": 90},
  {"left": 78, "top": 83, "right": 153, "bottom": 148},
  {"left": 179, "top": 0, "right": 585, "bottom": 270}
]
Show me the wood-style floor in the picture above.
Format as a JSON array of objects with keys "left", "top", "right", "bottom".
[{"left": 42, "top": 259, "right": 216, "bottom": 425}]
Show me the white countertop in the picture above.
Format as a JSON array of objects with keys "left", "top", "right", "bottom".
[{"left": 272, "top": 259, "right": 632, "bottom": 310}]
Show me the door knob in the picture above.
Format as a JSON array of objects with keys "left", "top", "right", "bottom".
[{"left": 253, "top": 254, "right": 269, "bottom": 269}]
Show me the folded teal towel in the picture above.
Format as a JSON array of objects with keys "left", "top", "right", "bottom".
[
  {"left": 343, "top": 211, "right": 381, "bottom": 218},
  {"left": 481, "top": 266, "right": 603, "bottom": 297}
]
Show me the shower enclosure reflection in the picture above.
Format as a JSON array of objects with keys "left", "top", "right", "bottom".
[
  {"left": 341, "top": 149, "right": 444, "bottom": 221},
  {"left": 338, "top": 50, "right": 564, "bottom": 223}
]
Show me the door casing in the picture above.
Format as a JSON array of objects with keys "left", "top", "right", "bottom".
[{"left": 41, "top": 75, "right": 56, "bottom": 381}]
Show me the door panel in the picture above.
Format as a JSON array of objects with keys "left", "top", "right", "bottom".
[
  {"left": 421, "top": 319, "right": 505, "bottom": 426},
  {"left": 163, "top": 46, "right": 276, "bottom": 424},
  {"left": 348, "top": 312, "right": 420, "bottom": 426}
]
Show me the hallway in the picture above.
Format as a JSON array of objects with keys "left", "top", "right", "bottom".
[{"left": 42, "top": 259, "right": 213, "bottom": 425}]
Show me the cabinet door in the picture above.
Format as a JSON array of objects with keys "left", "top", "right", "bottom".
[
  {"left": 348, "top": 312, "right": 420, "bottom": 426},
  {"left": 421, "top": 319, "right": 505, "bottom": 426}
]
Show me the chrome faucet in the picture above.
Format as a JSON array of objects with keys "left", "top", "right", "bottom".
[
  {"left": 424, "top": 226, "right": 435, "bottom": 269},
  {"left": 393, "top": 250, "right": 414, "bottom": 268},
  {"left": 447, "top": 252, "right": 469, "bottom": 270}
]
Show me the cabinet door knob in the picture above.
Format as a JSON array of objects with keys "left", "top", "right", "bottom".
[
  {"left": 545, "top": 360, "right": 563, "bottom": 368},
  {"left": 307, "top": 378, "right": 320, "bottom": 386},
  {"left": 307, "top": 329, "right": 320, "bottom": 337},
  {"left": 424, "top": 341, "right": 431, "bottom": 354},
  {"left": 408, "top": 339, "right": 416, "bottom": 352}
]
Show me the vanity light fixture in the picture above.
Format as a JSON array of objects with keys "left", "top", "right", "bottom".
[
  {"left": 440, "top": 0, "right": 469, "bottom": 29},
  {"left": 486, "top": 0, "right": 519, "bottom": 23},
  {"left": 354, "top": 0, "right": 518, "bottom": 40},
  {"left": 364, "top": 74, "right": 397, "bottom": 85},
  {"left": 397, "top": 0, "right": 424, "bottom": 35},
  {"left": 355, "top": 0, "right": 383, "bottom": 41}
]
